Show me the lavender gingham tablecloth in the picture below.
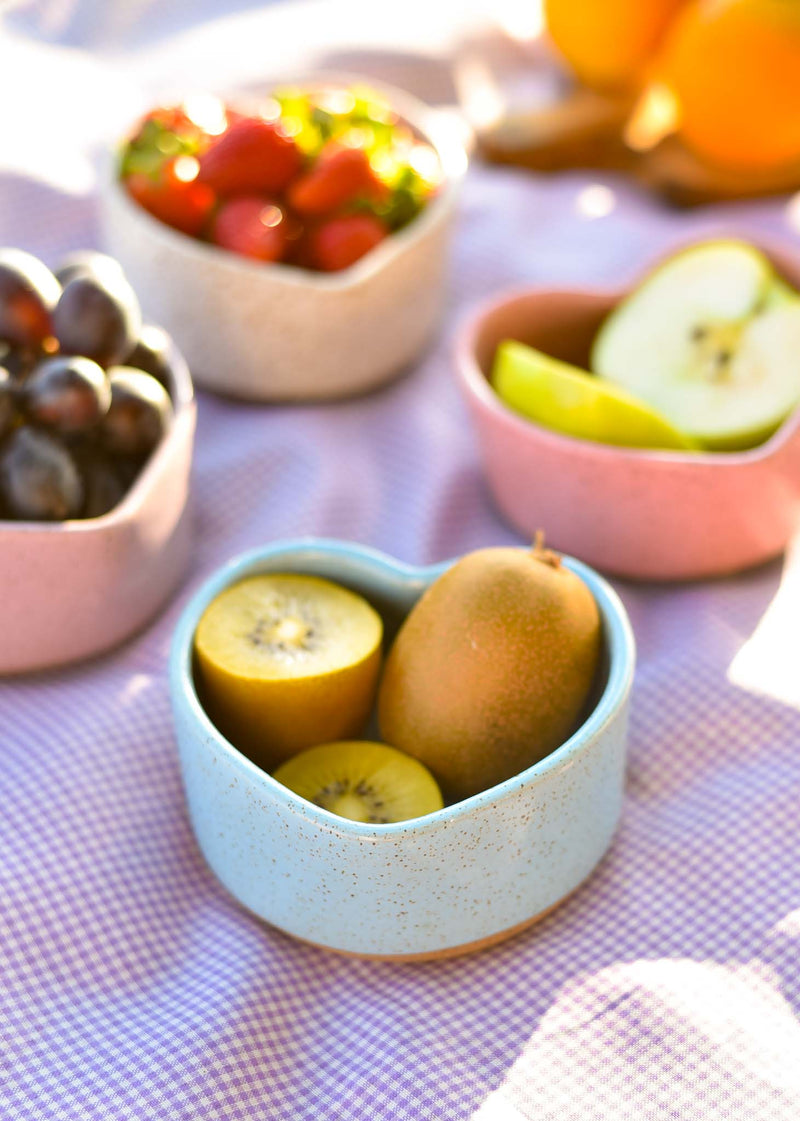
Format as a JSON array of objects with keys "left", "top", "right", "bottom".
[{"left": 3, "top": 3, "right": 800, "bottom": 1118}]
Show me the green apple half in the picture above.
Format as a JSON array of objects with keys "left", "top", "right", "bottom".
[
  {"left": 592, "top": 240, "right": 800, "bottom": 450},
  {"left": 491, "top": 339, "right": 697, "bottom": 450}
]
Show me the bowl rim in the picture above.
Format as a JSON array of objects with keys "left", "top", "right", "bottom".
[
  {"left": 455, "top": 231, "right": 800, "bottom": 467},
  {"left": 169, "top": 536, "right": 635, "bottom": 837},
  {"left": 0, "top": 339, "right": 195, "bottom": 536},
  {"left": 106, "top": 71, "right": 468, "bottom": 292}
]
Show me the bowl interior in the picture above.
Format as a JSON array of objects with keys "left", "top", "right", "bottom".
[
  {"left": 176, "top": 540, "right": 632, "bottom": 822},
  {"left": 465, "top": 238, "right": 800, "bottom": 462},
  {"left": 0, "top": 339, "right": 194, "bottom": 535},
  {"left": 472, "top": 288, "right": 618, "bottom": 381},
  {"left": 110, "top": 72, "right": 467, "bottom": 294}
]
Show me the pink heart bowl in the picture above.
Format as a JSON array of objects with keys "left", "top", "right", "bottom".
[
  {"left": 0, "top": 348, "right": 195, "bottom": 675},
  {"left": 455, "top": 237, "right": 800, "bottom": 582}
]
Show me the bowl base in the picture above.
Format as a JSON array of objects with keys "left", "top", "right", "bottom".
[{"left": 277, "top": 882, "right": 584, "bottom": 962}]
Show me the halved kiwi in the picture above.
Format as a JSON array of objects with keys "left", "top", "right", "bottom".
[
  {"left": 272, "top": 740, "right": 444, "bottom": 824},
  {"left": 193, "top": 573, "right": 383, "bottom": 768}
]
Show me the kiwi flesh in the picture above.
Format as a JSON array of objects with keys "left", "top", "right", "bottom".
[
  {"left": 193, "top": 574, "right": 383, "bottom": 768},
  {"left": 272, "top": 741, "right": 444, "bottom": 823}
]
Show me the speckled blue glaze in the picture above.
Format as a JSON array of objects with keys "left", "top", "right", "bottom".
[{"left": 169, "top": 538, "right": 635, "bottom": 958}]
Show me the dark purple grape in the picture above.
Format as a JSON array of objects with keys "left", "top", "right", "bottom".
[
  {"left": 55, "top": 250, "right": 125, "bottom": 288},
  {"left": 53, "top": 271, "right": 142, "bottom": 367},
  {"left": 0, "top": 248, "right": 60, "bottom": 347},
  {"left": 103, "top": 367, "right": 173, "bottom": 457},
  {"left": 22, "top": 356, "right": 111, "bottom": 434},
  {"left": 113, "top": 455, "right": 144, "bottom": 491},
  {"left": 0, "top": 367, "right": 18, "bottom": 439},
  {"left": 124, "top": 324, "right": 174, "bottom": 392},
  {"left": 0, "top": 426, "right": 83, "bottom": 520},
  {"left": 80, "top": 452, "right": 127, "bottom": 518},
  {"left": 0, "top": 340, "right": 39, "bottom": 383}
]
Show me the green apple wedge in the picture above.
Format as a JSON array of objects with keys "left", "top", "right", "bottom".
[
  {"left": 491, "top": 339, "right": 698, "bottom": 450},
  {"left": 592, "top": 240, "right": 800, "bottom": 451},
  {"left": 763, "top": 275, "right": 799, "bottom": 309}
]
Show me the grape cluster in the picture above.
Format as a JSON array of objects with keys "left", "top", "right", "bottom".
[{"left": 0, "top": 249, "right": 176, "bottom": 521}]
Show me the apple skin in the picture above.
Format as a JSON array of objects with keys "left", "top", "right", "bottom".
[
  {"left": 491, "top": 339, "right": 698, "bottom": 451},
  {"left": 764, "top": 277, "right": 798, "bottom": 309}
]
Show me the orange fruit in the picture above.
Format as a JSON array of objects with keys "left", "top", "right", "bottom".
[
  {"left": 544, "top": 0, "right": 689, "bottom": 90},
  {"left": 657, "top": 0, "right": 800, "bottom": 170}
]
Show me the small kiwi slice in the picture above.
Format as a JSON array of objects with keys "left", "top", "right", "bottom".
[{"left": 272, "top": 741, "right": 444, "bottom": 824}]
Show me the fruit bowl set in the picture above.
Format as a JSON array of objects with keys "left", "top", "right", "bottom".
[{"left": 12, "top": 67, "right": 800, "bottom": 964}]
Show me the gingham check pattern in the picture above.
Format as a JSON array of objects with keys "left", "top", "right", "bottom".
[{"left": 3, "top": 5, "right": 800, "bottom": 1117}]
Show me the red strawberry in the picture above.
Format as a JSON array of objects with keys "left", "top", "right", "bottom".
[
  {"left": 212, "top": 196, "right": 290, "bottom": 262},
  {"left": 198, "top": 117, "right": 302, "bottom": 196},
  {"left": 126, "top": 156, "right": 215, "bottom": 236},
  {"left": 309, "top": 213, "right": 388, "bottom": 271},
  {"left": 288, "top": 144, "right": 388, "bottom": 216}
]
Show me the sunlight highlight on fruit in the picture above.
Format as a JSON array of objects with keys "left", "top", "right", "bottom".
[
  {"left": 258, "top": 97, "right": 282, "bottom": 123},
  {"left": 408, "top": 143, "right": 442, "bottom": 186},
  {"left": 258, "top": 205, "right": 282, "bottom": 229},
  {"left": 317, "top": 88, "right": 357, "bottom": 116},
  {"left": 182, "top": 94, "right": 227, "bottom": 136},
  {"left": 624, "top": 82, "right": 680, "bottom": 152},
  {"left": 173, "top": 156, "right": 200, "bottom": 183}
]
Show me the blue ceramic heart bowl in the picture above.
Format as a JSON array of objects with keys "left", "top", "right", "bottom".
[{"left": 169, "top": 538, "right": 635, "bottom": 960}]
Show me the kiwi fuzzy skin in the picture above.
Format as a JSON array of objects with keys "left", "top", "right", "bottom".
[{"left": 376, "top": 547, "right": 601, "bottom": 803}]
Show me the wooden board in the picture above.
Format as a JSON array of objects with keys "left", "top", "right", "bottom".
[{"left": 454, "top": 30, "right": 800, "bottom": 206}]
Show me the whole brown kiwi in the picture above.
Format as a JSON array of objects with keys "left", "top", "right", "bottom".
[{"left": 377, "top": 537, "right": 602, "bottom": 803}]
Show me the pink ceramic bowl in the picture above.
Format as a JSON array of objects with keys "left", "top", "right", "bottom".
[
  {"left": 0, "top": 349, "right": 196, "bottom": 674},
  {"left": 456, "top": 240, "right": 800, "bottom": 582}
]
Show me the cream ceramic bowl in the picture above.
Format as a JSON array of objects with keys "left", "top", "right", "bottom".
[
  {"left": 101, "top": 79, "right": 467, "bottom": 402},
  {"left": 0, "top": 348, "right": 195, "bottom": 674},
  {"left": 169, "top": 537, "right": 634, "bottom": 961},
  {"left": 456, "top": 238, "right": 800, "bottom": 582}
]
